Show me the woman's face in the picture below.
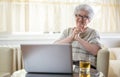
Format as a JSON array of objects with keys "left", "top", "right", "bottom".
[{"left": 75, "top": 10, "right": 90, "bottom": 29}]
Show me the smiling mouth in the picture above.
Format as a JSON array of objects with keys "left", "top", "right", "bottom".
[{"left": 78, "top": 22, "right": 85, "bottom": 26}]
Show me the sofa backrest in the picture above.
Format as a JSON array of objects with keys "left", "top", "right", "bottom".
[{"left": 109, "top": 48, "right": 120, "bottom": 60}]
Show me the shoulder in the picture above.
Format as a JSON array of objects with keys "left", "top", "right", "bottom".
[
  {"left": 87, "top": 27, "right": 99, "bottom": 35},
  {"left": 62, "top": 27, "right": 73, "bottom": 34},
  {"left": 87, "top": 27, "right": 100, "bottom": 38},
  {"left": 87, "top": 27, "right": 96, "bottom": 32},
  {"left": 64, "top": 27, "right": 73, "bottom": 31},
  {"left": 60, "top": 27, "right": 73, "bottom": 37}
]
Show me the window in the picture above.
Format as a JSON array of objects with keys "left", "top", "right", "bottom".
[{"left": 0, "top": 0, "right": 120, "bottom": 34}]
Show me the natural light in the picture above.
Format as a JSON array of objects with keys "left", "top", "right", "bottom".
[{"left": 0, "top": 0, "right": 120, "bottom": 35}]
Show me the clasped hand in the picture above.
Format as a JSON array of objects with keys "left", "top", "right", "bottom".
[{"left": 70, "top": 27, "right": 87, "bottom": 41}]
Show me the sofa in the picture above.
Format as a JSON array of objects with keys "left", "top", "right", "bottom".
[
  {"left": 0, "top": 47, "right": 13, "bottom": 77},
  {"left": 108, "top": 48, "right": 120, "bottom": 77}
]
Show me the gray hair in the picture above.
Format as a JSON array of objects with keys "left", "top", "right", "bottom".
[{"left": 74, "top": 4, "right": 94, "bottom": 20}]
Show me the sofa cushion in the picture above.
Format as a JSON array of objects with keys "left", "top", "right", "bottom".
[
  {"left": 109, "top": 48, "right": 120, "bottom": 60},
  {"left": 108, "top": 60, "right": 120, "bottom": 77}
]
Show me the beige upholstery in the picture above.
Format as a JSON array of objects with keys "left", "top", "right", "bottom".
[
  {"left": 108, "top": 48, "right": 120, "bottom": 77},
  {"left": 0, "top": 47, "right": 13, "bottom": 77},
  {"left": 97, "top": 48, "right": 109, "bottom": 77}
]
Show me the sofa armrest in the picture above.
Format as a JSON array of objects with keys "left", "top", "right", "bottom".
[
  {"left": 97, "top": 48, "right": 109, "bottom": 77},
  {"left": 0, "top": 47, "right": 13, "bottom": 75},
  {"left": 0, "top": 72, "right": 10, "bottom": 77}
]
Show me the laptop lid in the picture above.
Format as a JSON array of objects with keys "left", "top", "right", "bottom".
[{"left": 21, "top": 44, "right": 73, "bottom": 74}]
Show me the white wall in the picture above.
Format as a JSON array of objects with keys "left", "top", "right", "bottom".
[{"left": 101, "top": 38, "right": 120, "bottom": 47}]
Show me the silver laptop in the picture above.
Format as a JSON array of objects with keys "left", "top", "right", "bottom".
[
  {"left": 26, "top": 73, "right": 72, "bottom": 77},
  {"left": 21, "top": 44, "right": 73, "bottom": 74}
]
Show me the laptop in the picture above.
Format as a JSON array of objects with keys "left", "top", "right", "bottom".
[
  {"left": 21, "top": 44, "right": 73, "bottom": 74},
  {"left": 26, "top": 73, "right": 72, "bottom": 77}
]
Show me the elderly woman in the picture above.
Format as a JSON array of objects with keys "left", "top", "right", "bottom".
[{"left": 54, "top": 4, "right": 101, "bottom": 68}]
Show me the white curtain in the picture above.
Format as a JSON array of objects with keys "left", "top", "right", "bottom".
[
  {"left": 0, "top": 1, "right": 26, "bottom": 33},
  {"left": 0, "top": 0, "right": 120, "bottom": 33},
  {"left": 89, "top": 0, "right": 120, "bottom": 33}
]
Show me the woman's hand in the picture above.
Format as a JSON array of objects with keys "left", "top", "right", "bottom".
[
  {"left": 67, "top": 27, "right": 80, "bottom": 41},
  {"left": 74, "top": 33, "right": 81, "bottom": 41},
  {"left": 71, "top": 27, "right": 87, "bottom": 41},
  {"left": 70, "top": 27, "right": 80, "bottom": 40}
]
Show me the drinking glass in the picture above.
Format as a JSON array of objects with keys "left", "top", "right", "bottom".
[{"left": 79, "top": 55, "right": 91, "bottom": 77}]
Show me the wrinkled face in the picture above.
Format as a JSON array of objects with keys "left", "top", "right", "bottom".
[{"left": 75, "top": 10, "right": 90, "bottom": 28}]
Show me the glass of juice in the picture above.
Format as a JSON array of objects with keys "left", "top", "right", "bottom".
[{"left": 79, "top": 55, "right": 91, "bottom": 77}]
